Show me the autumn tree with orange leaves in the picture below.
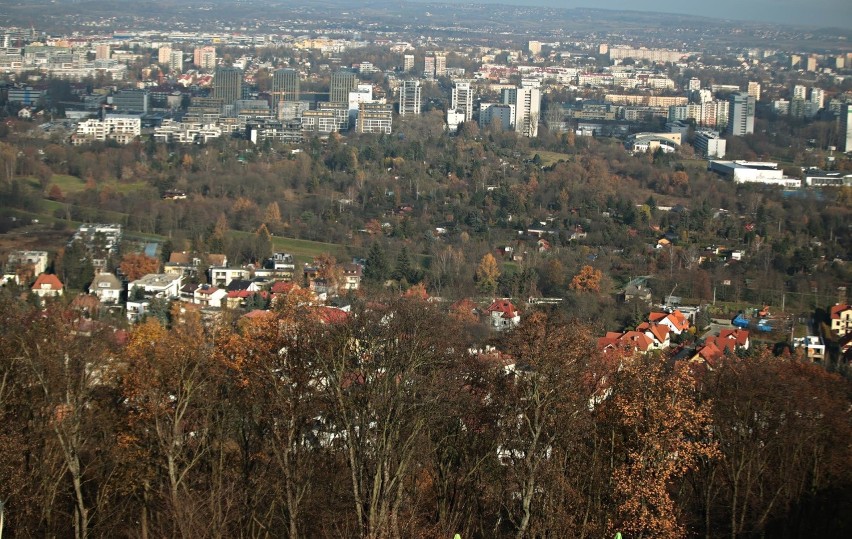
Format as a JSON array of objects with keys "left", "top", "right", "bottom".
[
  {"left": 569, "top": 264, "right": 603, "bottom": 293},
  {"left": 119, "top": 252, "right": 160, "bottom": 281}
]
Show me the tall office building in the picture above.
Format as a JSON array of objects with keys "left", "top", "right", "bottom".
[
  {"left": 330, "top": 70, "right": 357, "bottom": 104},
  {"left": 272, "top": 68, "right": 300, "bottom": 102},
  {"left": 403, "top": 54, "right": 414, "bottom": 72},
  {"left": 727, "top": 92, "right": 755, "bottom": 136},
  {"left": 502, "top": 80, "right": 541, "bottom": 138},
  {"left": 747, "top": 81, "right": 761, "bottom": 101},
  {"left": 840, "top": 104, "right": 852, "bottom": 153},
  {"left": 213, "top": 66, "right": 243, "bottom": 107},
  {"left": 194, "top": 46, "right": 216, "bottom": 70},
  {"left": 399, "top": 80, "right": 421, "bottom": 117},
  {"left": 451, "top": 81, "right": 473, "bottom": 123}
]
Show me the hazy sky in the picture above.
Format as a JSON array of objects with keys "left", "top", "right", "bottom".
[{"left": 462, "top": 0, "right": 852, "bottom": 28}]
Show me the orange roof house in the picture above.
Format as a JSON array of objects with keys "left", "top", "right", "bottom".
[{"left": 32, "top": 273, "right": 64, "bottom": 297}]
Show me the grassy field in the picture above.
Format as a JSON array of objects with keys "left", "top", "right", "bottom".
[
  {"left": 528, "top": 150, "right": 573, "bottom": 167},
  {"left": 27, "top": 174, "right": 151, "bottom": 196}
]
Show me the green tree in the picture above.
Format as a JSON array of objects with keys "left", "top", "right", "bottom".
[
  {"left": 254, "top": 224, "right": 273, "bottom": 263},
  {"left": 364, "top": 242, "right": 390, "bottom": 283}
]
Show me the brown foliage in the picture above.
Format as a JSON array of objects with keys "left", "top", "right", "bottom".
[{"left": 119, "top": 252, "right": 160, "bottom": 281}]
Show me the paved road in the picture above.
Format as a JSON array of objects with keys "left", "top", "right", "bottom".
[{"left": 702, "top": 319, "right": 735, "bottom": 339}]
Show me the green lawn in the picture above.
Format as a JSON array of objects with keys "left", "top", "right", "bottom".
[
  {"left": 30, "top": 174, "right": 151, "bottom": 196},
  {"left": 528, "top": 150, "right": 573, "bottom": 167}
]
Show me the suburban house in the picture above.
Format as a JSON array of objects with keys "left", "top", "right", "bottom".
[
  {"left": 693, "top": 329, "right": 751, "bottom": 366},
  {"left": 126, "top": 300, "right": 149, "bottom": 322},
  {"left": 193, "top": 285, "right": 227, "bottom": 308},
  {"left": 623, "top": 283, "right": 653, "bottom": 304},
  {"left": 792, "top": 335, "right": 826, "bottom": 362},
  {"left": 598, "top": 331, "right": 654, "bottom": 355},
  {"left": 717, "top": 328, "right": 750, "bottom": 350},
  {"left": 210, "top": 267, "right": 251, "bottom": 288},
  {"left": 636, "top": 322, "right": 671, "bottom": 349},
  {"left": 648, "top": 310, "right": 690, "bottom": 335},
  {"left": 89, "top": 273, "right": 123, "bottom": 304},
  {"left": 830, "top": 304, "right": 852, "bottom": 337},
  {"left": 341, "top": 263, "right": 363, "bottom": 291},
  {"left": 129, "top": 273, "right": 183, "bottom": 299},
  {"left": 165, "top": 252, "right": 227, "bottom": 278},
  {"left": 486, "top": 299, "right": 521, "bottom": 330},
  {"left": 31, "top": 273, "right": 64, "bottom": 298},
  {"left": 7, "top": 250, "right": 49, "bottom": 277}
]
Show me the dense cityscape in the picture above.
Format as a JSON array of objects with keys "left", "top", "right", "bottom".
[{"left": 0, "top": 0, "right": 850, "bottom": 537}]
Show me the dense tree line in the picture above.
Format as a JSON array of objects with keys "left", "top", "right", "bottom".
[{"left": 0, "top": 293, "right": 849, "bottom": 538}]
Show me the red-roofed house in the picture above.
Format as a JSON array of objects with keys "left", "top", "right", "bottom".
[
  {"left": 314, "top": 306, "right": 349, "bottom": 325},
  {"left": 598, "top": 331, "right": 654, "bottom": 355},
  {"left": 486, "top": 299, "right": 521, "bottom": 330},
  {"left": 32, "top": 273, "right": 64, "bottom": 298},
  {"left": 637, "top": 322, "right": 671, "bottom": 349},
  {"left": 648, "top": 310, "right": 690, "bottom": 335},
  {"left": 830, "top": 304, "right": 852, "bottom": 337},
  {"left": 718, "top": 328, "right": 750, "bottom": 350}
]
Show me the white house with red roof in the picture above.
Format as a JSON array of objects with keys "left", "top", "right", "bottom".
[
  {"left": 718, "top": 328, "right": 750, "bottom": 350},
  {"left": 31, "top": 273, "right": 64, "bottom": 298},
  {"left": 636, "top": 322, "right": 671, "bottom": 349},
  {"left": 597, "top": 330, "right": 655, "bottom": 355},
  {"left": 648, "top": 309, "right": 690, "bottom": 335},
  {"left": 486, "top": 299, "right": 521, "bottom": 330}
]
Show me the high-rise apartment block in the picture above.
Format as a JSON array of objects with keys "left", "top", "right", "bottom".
[
  {"left": 403, "top": 54, "right": 414, "bottom": 72},
  {"left": 398, "top": 80, "right": 421, "bottom": 117},
  {"left": 95, "top": 44, "right": 111, "bottom": 61},
  {"left": 747, "top": 81, "right": 761, "bottom": 101},
  {"left": 809, "top": 88, "right": 824, "bottom": 110},
  {"left": 194, "top": 46, "right": 216, "bottom": 70},
  {"left": 330, "top": 70, "right": 358, "bottom": 104},
  {"left": 213, "top": 66, "right": 243, "bottom": 107},
  {"left": 528, "top": 41, "right": 542, "bottom": 56},
  {"left": 840, "top": 104, "right": 852, "bottom": 153},
  {"left": 793, "top": 85, "right": 807, "bottom": 100},
  {"left": 451, "top": 81, "right": 473, "bottom": 123},
  {"left": 687, "top": 78, "right": 701, "bottom": 91},
  {"left": 806, "top": 56, "right": 817, "bottom": 72},
  {"left": 158, "top": 46, "right": 172, "bottom": 65},
  {"left": 502, "top": 80, "right": 541, "bottom": 138},
  {"left": 424, "top": 56, "right": 435, "bottom": 78},
  {"left": 727, "top": 92, "right": 755, "bottom": 136},
  {"left": 434, "top": 52, "right": 446, "bottom": 78},
  {"left": 169, "top": 50, "right": 184, "bottom": 73},
  {"left": 356, "top": 103, "right": 393, "bottom": 134}
]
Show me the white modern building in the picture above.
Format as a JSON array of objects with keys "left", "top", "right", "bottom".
[
  {"left": 727, "top": 92, "right": 755, "bottom": 136},
  {"left": 693, "top": 130, "right": 726, "bottom": 158},
  {"left": 709, "top": 161, "right": 800, "bottom": 188},
  {"left": 451, "top": 81, "right": 474, "bottom": 124},
  {"left": 398, "top": 80, "right": 421, "bottom": 117}
]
